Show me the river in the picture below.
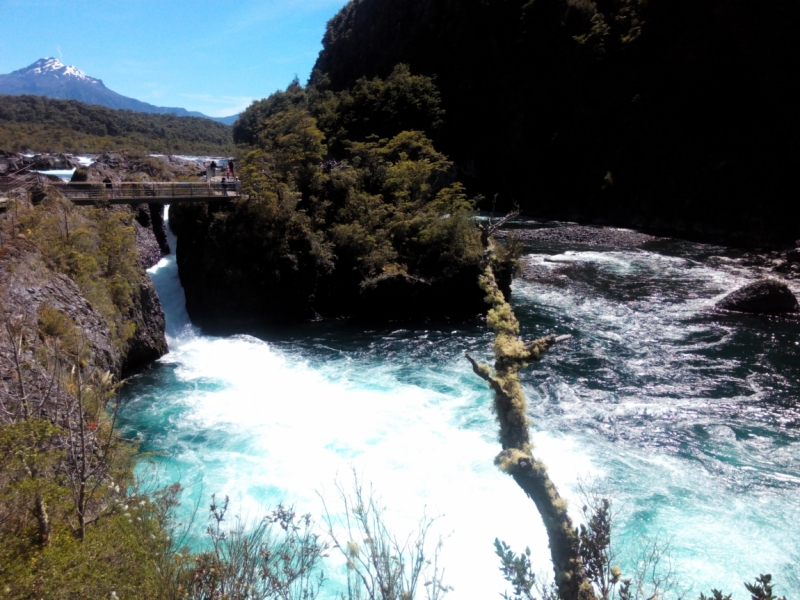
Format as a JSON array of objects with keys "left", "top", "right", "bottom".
[{"left": 119, "top": 209, "right": 800, "bottom": 598}]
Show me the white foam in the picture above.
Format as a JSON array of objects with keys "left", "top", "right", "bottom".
[
  {"left": 154, "top": 324, "right": 601, "bottom": 597},
  {"left": 133, "top": 217, "right": 800, "bottom": 597},
  {"left": 139, "top": 208, "right": 598, "bottom": 596},
  {"left": 35, "top": 168, "right": 75, "bottom": 181}
]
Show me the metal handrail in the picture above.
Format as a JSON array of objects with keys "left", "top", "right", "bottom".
[{"left": 47, "top": 181, "right": 242, "bottom": 200}]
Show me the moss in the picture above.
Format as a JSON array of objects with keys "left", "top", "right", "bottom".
[
  {"left": 494, "top": 448, "right": 530, "bottom": 473},
  {"left": 475, "top": 361, "right": 492, "bottom": 379},
  {"left": 474, "top": 241, "right": 597, "bottom": 600}
]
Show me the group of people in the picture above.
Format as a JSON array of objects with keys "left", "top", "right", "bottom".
[
  {"left": 207, "top": 159, "right": 235, "bottom": 179},
  {"left": 219, "top": 177, "right": 241, "bottom": 196},
  {"left": 206, "top": 159, "right": 239, "bottom": 196}
]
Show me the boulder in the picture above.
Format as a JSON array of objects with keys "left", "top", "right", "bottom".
[
  {"left": 716, "top": 278, "right": 799, "bottom": 314},
  {"left": 29, "top": 153, "right": 80, "bottom": 170}
]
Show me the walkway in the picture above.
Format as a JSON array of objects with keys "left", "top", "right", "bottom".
[
  {"left": 51, "top": 181, "right": 240, "bottom": 204},
  {"left": 0, "top": 176, "right": 241, "bottom": 205}
]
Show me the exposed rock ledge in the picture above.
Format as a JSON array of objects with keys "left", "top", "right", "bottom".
[
  {"left": 0, "top": 237, "right": 167, "bottom": 376},
  {"left": 716, "top": 279, "right": 799, "bottom": 315}
]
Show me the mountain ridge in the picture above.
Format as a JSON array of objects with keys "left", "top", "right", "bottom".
[{"left": 0, "top": 58, "right": 238, "bottom": 125}]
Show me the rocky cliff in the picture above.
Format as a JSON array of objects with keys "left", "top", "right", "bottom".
[
  {"left": 126, "top": 203, "right": 168, "bottom": 372},
  {"left": 0, "top": 239, "right": 120, "bottom": 373},
  {"left": 0, "top": 237, "right": 165, "bottom": 376}
]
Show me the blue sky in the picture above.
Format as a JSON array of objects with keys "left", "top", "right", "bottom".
[{"left": 0, "top": 0, "right": 350, "bottom": 117}]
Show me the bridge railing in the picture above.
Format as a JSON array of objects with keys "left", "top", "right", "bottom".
[{"left": 47, "top": 181, "right": 241, "bottom": 200}]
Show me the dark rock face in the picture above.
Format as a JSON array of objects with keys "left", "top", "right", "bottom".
[
  {"left": 133, "top": 204, "right": 169, "bottom": 269},
  {"left": 170, "top": 202, "right": 491, "bottom": 330},
  {"left": 0, "top": 239, "right": 121, "bottom": 374},
  {"left": 359, "top": 269, "right": 488, "bottom": 320},
  {"left": 123, "top": 276, "right": 168, "bottom": 373},
  {"left": 149, "top": 202, "right": 170, "bottom": 255},
  {"left": 716, "top": 279, "right": 799, "bottom": 314}
]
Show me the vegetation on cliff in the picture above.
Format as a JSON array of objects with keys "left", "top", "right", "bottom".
[
  {"left": 0, "top": 94, "right": 234, "bottom": 154},
  {"left": 16, "top": 194, "right": 141, "bottom": 351},
  {"left": 0, "top": 191, "right": 176, "bottom": 595},
  {"left": 173, "top": 67, "right": 501, "bottom": 327},
  {"left": 312, "top": 0, "right": 800, "bottom": 242}
]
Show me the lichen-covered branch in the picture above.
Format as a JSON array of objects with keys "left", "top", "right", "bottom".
[{"left": 469, "top": 243, "right": 594, "bottom": 600}]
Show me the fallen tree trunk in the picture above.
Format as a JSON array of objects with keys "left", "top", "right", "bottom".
[{"left": 467, "top": 242, "right": 596, "bottom": 600}]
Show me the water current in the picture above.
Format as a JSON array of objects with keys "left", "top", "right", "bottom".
[{"left": 119, "top": 209, "right": 800, "bottom": 598}]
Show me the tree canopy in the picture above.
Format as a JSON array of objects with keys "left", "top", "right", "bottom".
[
  {"left": 171, "top": 70, "right": 495, "bottom": 327},
  {"left": 311, "top": 0, "right": 800, "bottom": 243}
]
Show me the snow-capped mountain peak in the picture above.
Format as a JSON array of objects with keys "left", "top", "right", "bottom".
[
  {"left": 16, "top": 57, "right": 97, "bottom": 83},
  {"left": 1, "top": 58, "right": 237, "bottom": 123}
]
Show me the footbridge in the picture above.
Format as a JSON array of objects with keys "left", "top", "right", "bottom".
[
  {"left": 0, "top": 175, "right": 242, "bottom": 206},
  {"left": 47, "top": 181, "right": 242, "bottom": 205}
]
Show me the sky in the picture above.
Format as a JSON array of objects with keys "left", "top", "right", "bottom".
[{"left": 0, "top": 0, "right": 350, "bottom": 117}]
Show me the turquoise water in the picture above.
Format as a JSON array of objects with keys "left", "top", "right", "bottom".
[{"left": 120, "top": 212, "right": 800, "bottom": 598}]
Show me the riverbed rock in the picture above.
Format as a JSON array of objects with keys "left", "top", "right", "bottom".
[
  {"left": 85, "top": 152, "right": 199, "bottom": 183},
  {"left": 499, "top": 224, "right": 662, "bottom": 248},
  {"left": 716, "top": 279, "right": 799, "bottom": 314},
  {"left": 28, "top": 153, "right": 80, "bottom": 170}
]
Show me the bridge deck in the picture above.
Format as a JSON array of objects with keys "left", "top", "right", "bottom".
[{"left": 50, "top": 181, "right": 241, "bottom": 204}]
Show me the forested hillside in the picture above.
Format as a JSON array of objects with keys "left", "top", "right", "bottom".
[
  {"left": 312, "top": 0, "right": 800, "bottom": 243},
  {"left": 0, "top": 95, "right": 234, "bottom": 154}
]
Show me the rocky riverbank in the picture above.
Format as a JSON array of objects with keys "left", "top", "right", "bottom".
[
  {"left": 500, "top": 224, "right": 800, "bottom": 282},
  {"left": 0, "top": 150, "right": 82, "bottom": 173}
]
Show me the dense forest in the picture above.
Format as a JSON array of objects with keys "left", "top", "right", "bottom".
[
  {"left": 0, "top": 95, "right": 234, "bottom": 154},
  {"left": 312, "top": 0, "right": 800, "bottom": 244},
  {"left": 173, "top": 68, "right": 513, "bottom": 328}
]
